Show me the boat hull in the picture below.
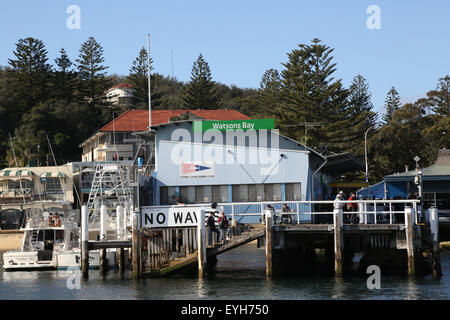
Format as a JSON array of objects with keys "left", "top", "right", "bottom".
[
  {"left": 56, "top": 250, "right": 116, "bottom": 270},
  {"left": 3, "top": 251, "right": 57, "bottom": 271}
]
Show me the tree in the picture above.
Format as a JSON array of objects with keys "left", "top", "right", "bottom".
[
  {"left": 370, "top": 103, "right": 429, "bottom": 180},
  {"left": 346, "top": 74, "right": 378, "bottom": 155},
  {"left": 279, "top": 38, "right": 351, "bottom": 152},
  {"left": 52, "top": 48, "right": 78, "bottom": 102},
  {"left": 76, "top": 36, "right": 111, "bottom": 105},
  {"left": 417, "top": 75, "right": 450, "bottom": 117},
  {"left": 255, "top": 69, "right": 282, "bottom": 118},
  {"left": 127, "top": 47, "right": 161, "bottom": 109},
  {"left": 382, "top": 87, "right": 401, "bottom": 125},
  {"left": 0, "top": 66, "right": 20, "bottom": 166},
  {"left": 182, "top": 54, "right": 220, "bottom": 109},
  {"left": 416, "top": 76, "right": 450, "bottom": 163},
  {"left": 7, "top": 37, "right": 52, "bottom": 112},
  {"left": 152, "top": 75, "right": 185, "bottom": 110}
]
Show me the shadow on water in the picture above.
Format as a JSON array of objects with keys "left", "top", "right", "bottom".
[{"left": 1, "top": 244, "right": 450, "bottom": 299}]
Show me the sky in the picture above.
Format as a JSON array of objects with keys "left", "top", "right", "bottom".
[{"left": 1, "top": 0, "right": 449, "bottom": 115}]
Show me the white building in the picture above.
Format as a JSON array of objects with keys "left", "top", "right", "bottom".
[{"left": 106, "top": 83, "right": 135, "bottom": 107}]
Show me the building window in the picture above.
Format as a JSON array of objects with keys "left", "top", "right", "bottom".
[
  {"left": 0, "top": 180, "right": 7, "bottom": 193},
  {"left": 195, "top": 186, "right": 204, "bottom": 203},
  {"left": 45, "top": 178, "right": 63, "bottom": 194},
  {"left": 179, "top": 186, "right": 189, "bottom": 203},
  {"left": 264, "top": 184, "right": 274, "bottom": 201},
  {"left": 160, "top": 186, "right": 168, "bottom": 205},
  {"left": 285, "top": 183, "right": 302, "bottom": 201},
  {"left": 248, "top": 185, "right": 257, "bottom": 202},
  {"left": 285, "top": 183, "right": 301, "bottom": 201},
  {"left": 232, "top": 185, "right": 240, "bottom": 202},
  {"left": 212, "top": 185, "right": 228, "bottom": 203}
]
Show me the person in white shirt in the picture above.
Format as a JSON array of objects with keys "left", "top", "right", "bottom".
[{"left": 334, "top": 191, "right": 344, "bottom": 209}]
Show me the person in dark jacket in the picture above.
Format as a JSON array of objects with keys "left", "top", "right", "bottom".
[
  {"left": 218, "top": 212, "right": 231, "bottom": 241},
  {"left": 207, "top": 205, "right": 220, "bottom": 246}
]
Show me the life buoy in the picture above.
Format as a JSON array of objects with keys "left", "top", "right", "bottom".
[
  {"left": 54, "top": 217, "right": 61, "bottom": 227},
  {"left": 48, "top": 217, "right": 55, "bottom": 227}
]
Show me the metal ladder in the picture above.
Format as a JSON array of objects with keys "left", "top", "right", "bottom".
[
  {"left": 29, "top": 230, "right": 39, "bottom": 250},
  {"left": 86, "top": 163, "right": 133, "bottom": 219}
]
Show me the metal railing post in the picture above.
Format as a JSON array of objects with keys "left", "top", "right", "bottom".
[
  {"left": 373, "top": 201, "right": 377, "bottom": 224},
  {"left": 389, "top": 203, "right": 392, "bottom": 224}
]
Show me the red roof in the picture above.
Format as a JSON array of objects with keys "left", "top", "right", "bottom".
[
  {"left": 99, "top": 109, "right": 251, "bottom": 132},
  {"left": 109, "top": 83, "right": 133, "bottom": 89}
]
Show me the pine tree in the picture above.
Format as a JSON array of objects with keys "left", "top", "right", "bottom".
[
  {"left": 426, "top": 75, "right": 450, "bottom": 116},
  {"left": 182, "top": 54, "right": 220, "bottom": 110},
  {"left": 347, "top": 74, "right": 378, "bottom": 154},
  {"left": 7, "top": 37, "right": 52, "bottom": 111},
  {"left": 418, "top": 76, "right": 450, "bottom": 163},
  {"left": 127, "top": 47, "right": 160, "bottom": 109},
  {"left": 52, "top": 48, "right": 78, "bottom": 102},
  {"left": 255, "top": 69, "right": 281, "bottom": 118},
  {"left": 382, "top": 87, "right": 401, "bottom": 124},
  {"left": 76, "top": 36, "right": 111, "bottom": 105},
  {"left": 279, "top": 38, "right": 350, "bottom": 152}
]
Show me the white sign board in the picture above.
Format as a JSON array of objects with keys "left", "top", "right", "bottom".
[{"left": 141, "top": 206, "right": 204, "bottom": 228}]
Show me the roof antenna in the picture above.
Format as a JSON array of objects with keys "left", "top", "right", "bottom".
[{"left": 171, "top": 48, "right": 174, "bottom": 80}]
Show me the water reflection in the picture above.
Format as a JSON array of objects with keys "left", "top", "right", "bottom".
[
  {"left": 0, "top": 247, "right": 450, "bottom": 300},
  {"left": 331, "top": 276, "right": 345, "bottom": 299},
  {"left": 405, "top": 278, "right": 419, "bottom": 300}
]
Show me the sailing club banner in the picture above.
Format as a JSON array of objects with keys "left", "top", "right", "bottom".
[
  {"left": 141, "top": 206, "right": 205, "bottom": 228},
  {"left": 180, "top": 162, "right": 215, "bottom": 178}
]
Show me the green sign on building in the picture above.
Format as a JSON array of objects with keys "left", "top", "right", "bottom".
[{"left": 193, "top": 119, "right": 274, "bottom": 132}]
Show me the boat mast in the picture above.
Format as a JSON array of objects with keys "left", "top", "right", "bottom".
[
  {"left": 147, "top": 33, "right": 151, "bottom": 129},
  {"left": 8, "top": 133, "right": 26, "bottom": 205}
]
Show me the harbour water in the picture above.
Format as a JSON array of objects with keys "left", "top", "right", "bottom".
[{"left": 0, "top": 243, "right": 449, "bottom": 300}]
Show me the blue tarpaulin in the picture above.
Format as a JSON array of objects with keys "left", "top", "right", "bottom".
[
  {"left": 386, "top": 181, "right": 408, "bottom": 199},
  {"left": 356, "top": 181, "right": 385, "bottom": 199}
]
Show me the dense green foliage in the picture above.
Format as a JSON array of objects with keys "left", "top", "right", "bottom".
[
  {"left": 182, "top": 54, "right": 220, "bottom": 110},
  {"left": 0, "top": 37, "right": 447, "bottom": 183}
]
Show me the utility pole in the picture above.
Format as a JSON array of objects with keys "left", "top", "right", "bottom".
[
  {"left": 414, "top": 155, "right": 423, "bottom": 221},
  {"left": 365, "top": 125, "right": 375, "bottom": 198},
  {"left": 147, "top": 34, "right": 152, "bottom": 130}
]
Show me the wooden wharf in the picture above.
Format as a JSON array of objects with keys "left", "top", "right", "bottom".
[{"left": 79, "top": 199, "right": 442, "bottom": 280}]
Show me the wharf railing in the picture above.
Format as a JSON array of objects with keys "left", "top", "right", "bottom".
[{"left": 154, "top": 199, "right": 421, "bottom": 226}]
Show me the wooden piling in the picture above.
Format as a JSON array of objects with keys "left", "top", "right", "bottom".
[
  {"left": 197, "top": 209, "right": 207, "bottom": 278},
  {"left": 131, "top": 210, "right": 141, "bottom": 278},
  {"left": 430, "top": 207, "right": 442, "bottom": 279},
  {"left": 333, "top": 207, "right": 344, "bottom": 276},
  {"left": 100, "top": 248, "right": 107, "bottom": 275},
  {"left": 405, "top": 206, "right": 416, "bottom": 278},
  {"left": 176, "top": 229, "right": 180, "bottom": 255},
  {"left": 265, "top": 209, "right": 273, "bottom": 277},
  {"left": 117, "top": 248, "right": 125, "bottom": 273},
  {"left": 81, "top": 205, "right": 89, "bottom": 279}
]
